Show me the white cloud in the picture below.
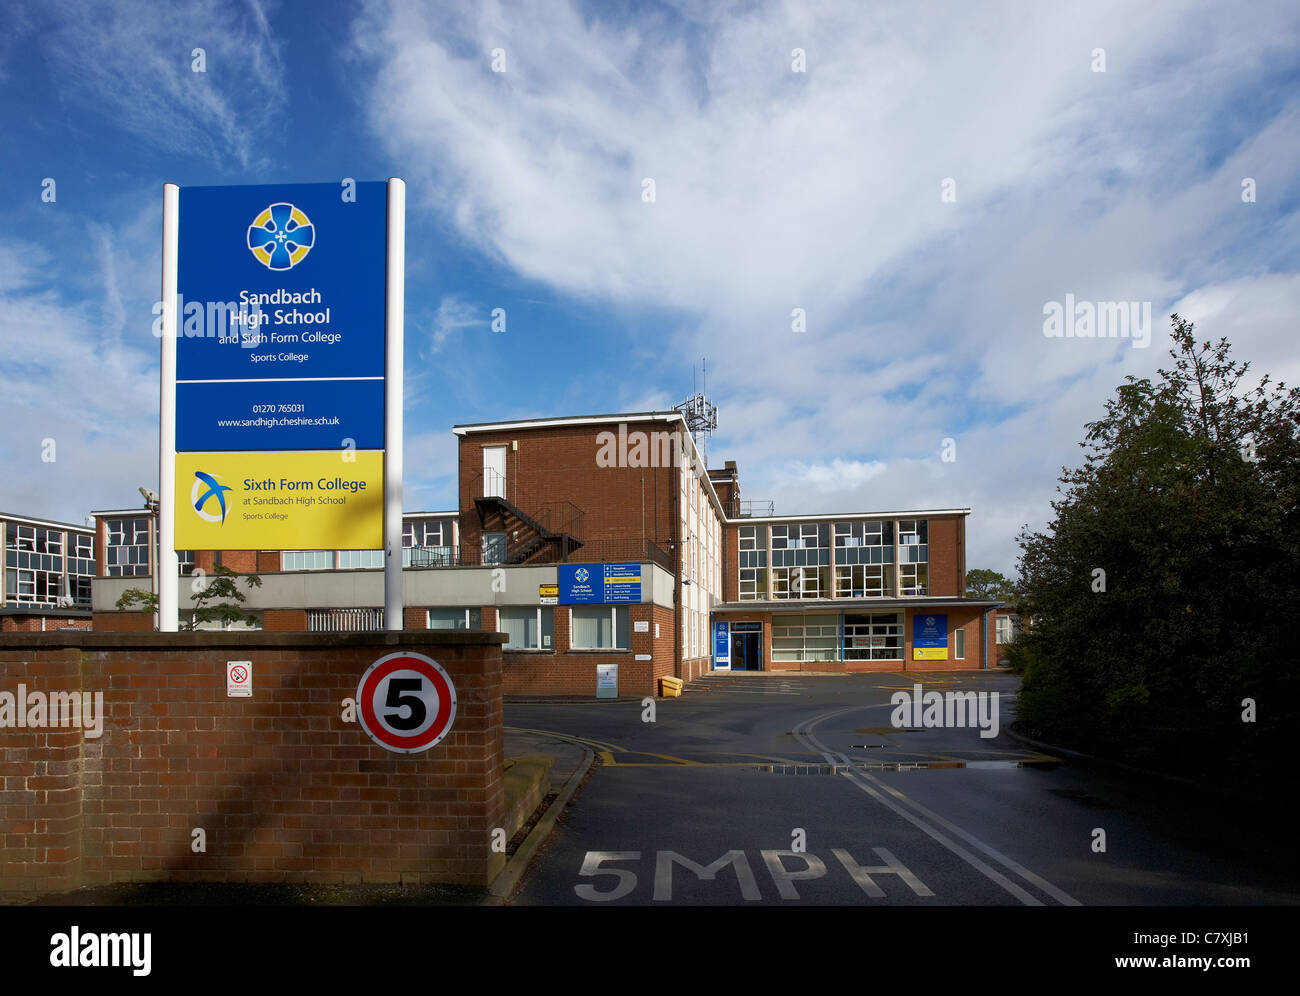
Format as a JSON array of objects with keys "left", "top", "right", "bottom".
[
  {"left": 32, "top": 0, "right": 286, "bottom": 167},
  {"left": 351, "top": 0, "right": 1300, "bottom": 571}
]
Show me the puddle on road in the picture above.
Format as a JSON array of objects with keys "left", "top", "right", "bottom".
[{"left": 759, "top": 759, "right": 1062, "bottom": 775}]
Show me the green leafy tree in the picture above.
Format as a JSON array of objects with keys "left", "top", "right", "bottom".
[
  {"left": 1014, "top": 315, "right": 1300, "bottom": 783},
  {"left": 115, "top": 565, "right": 262, "bottom": 630},
  {"left": 965, "top": 568, "right": 1018, "bottom": 601}
]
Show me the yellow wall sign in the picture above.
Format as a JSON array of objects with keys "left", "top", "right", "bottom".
[
  {"left": 913, "top": 647, "right": 949, "bottom": 661},
  {"left": 175, "top": 451, "right": 383, "bottom": 550}
]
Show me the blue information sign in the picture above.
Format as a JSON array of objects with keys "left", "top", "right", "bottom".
[
  {"left": 558, "top": 564, "right": 601, "bottom": 604},
  {"left": 913, "top": 613, "right": 949, "bottom": 661},
  {"left": 713, "top": 620, "right": 730, "bottom": 670},
  {"left": 603, "top": 562, "right": 642, "bottom": 603},
  {"left": 175, "top": 182, "right": 387, "bottom": 453},
  {"left": 558, "top": 563, "right": 644, "bottom": 604}
]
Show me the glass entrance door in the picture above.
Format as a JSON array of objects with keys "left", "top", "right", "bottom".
[{"left": 731, "top": 632, "right": 763, "bottom": 671}]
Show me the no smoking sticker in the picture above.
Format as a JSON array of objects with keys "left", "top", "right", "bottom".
[
  {"left": 226, "top": 660, "right": 252, "bottom": 698},
  {"left": 356, "top": 652, "right": 457, "bottom": 754}
]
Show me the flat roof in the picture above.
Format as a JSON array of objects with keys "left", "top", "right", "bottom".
[
  {"left": 726, "top": 509, "right": 971, "bottom": 523},
  {"left": 452, "top": 411, "right": 682, "bottom": 433},
  {"left": 1, "top": 511, "right": 95, "bottom": 533},
  {"left": 713, "top": 597, "right": 1001, "bottom": 611}
]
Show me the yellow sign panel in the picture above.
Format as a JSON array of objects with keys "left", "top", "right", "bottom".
[
  {"left": 539, "top": 584, "right": 559, "bottom": 597},
  {"left": 175, "top": 451, "right": 383, "bottom": 550},
  {"left": 913, "top": 647, "right": 949, "bottom": 661}
]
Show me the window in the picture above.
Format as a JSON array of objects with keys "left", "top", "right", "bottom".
[
  {"left": 899, "top": 563, "right": 928, "bottom": 595},
  {"left": 834, "top": 521, "right": 893, "bottom": 565},
  {"left": 482, "top": 533, "right": 506, "bottom": 565},
  {"left": 772, "top": 565, "right": 829, "bottom": 599},
  {"left": 427, "top": 608, "right": 481, "bottom": 630},
  {"left": 499, "top": 607, "right": 554, "bottom": 649},
  {"left": 404, "top": 518, "right": 455, "bottom": 566},
  {"left": 105, "top": 517, "right": 150, "bottom": 577},
  {"left": 955, "top": 627, "right": 966, "bottom": 659},
  {"left": 337, "top": 550, "right": 383, "bottom": 569},
  {"left": 995, "top": 615, "right": 1020, "bottom": 644},
  {"left": 843, "top": 613, "right": 903, "bottom": 661},
  {"left": 834, "top": 564, "right": 893, "bottom": 598},
  {"left": 283, "top": 551, "right": 334, "bottom": 571},
  {"left": 772, "top": 613, "right": 839, "bottom": 662},
  {"left": 571, "top": 605, "right": 630, "bottom": 650}
]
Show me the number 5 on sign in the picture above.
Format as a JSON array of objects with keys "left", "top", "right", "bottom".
[{"left": 356, "top": 652, "right": 457, "bottom": 754}]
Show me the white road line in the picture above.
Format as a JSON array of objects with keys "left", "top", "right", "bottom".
[{"left": 793, "top": 706, "right": 1081, "bottom": 907}]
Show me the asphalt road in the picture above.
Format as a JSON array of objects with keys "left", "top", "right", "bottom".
[{"left": 507, "top": 672, "right": 1297, "bottom": 906}]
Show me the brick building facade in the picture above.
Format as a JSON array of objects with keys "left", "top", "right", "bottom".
[{"left": 86, "top": 410, "right": 1002, "bottom": 694}]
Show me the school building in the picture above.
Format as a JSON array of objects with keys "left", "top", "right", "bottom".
[{"left": 85, "top": 410, "right": 1003, "bottom": 696}]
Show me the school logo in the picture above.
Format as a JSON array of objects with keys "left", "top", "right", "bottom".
[
  {"left": 192, "top": 471, "right": 233, "bottom": 525},
  {"left": 575, "top": 568, "right": 590, "bottom": 583},
  {"left": 247, "top": 202, "right": 315, "bottom": 270}
]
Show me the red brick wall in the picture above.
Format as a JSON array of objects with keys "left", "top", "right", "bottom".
[
  {"left": 500, "top": 604, "right": 674, "bottom": 697},
  {"left": 0, "top": 616, "right": 92, "bottom": 633},
  {"left": 0, "top": 631, "right": 505, "bottom": 896},
  {"left": 722, "top": 524, "right": 740, "bottom": 603},
  {"left": 93, "top": 611, "right": 155, "bottom": 632},
  {"left": 458, "top": 422, "right": 679, "bottom": 554},
  {"left": 926, "top": 515, "right": 964, "bottom": 597},
  {"left": 263, "top": 609, "right": 307, "bottom": 631}
]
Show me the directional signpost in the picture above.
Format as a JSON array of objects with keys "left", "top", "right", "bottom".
[{"left": 158, "top": 179, "right": 404, "bottom": 631}]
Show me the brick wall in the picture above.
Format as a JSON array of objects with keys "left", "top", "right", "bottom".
[
  {"left": 927, "top": 515, "right": 963, "bottom": 597},
  {"left": 458, "top": 422, "right": 679, "bottom": 554},
  {"left": 0, "top": 615, "right": 93, "bottom": 633},
  {"left": 0, "top": 631, "right": 505, "bottom": 896},
  {"left": 498, "top": 603, "right": 675, "bottom": 697}
]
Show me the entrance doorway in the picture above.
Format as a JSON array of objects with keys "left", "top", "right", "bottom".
[{"left": 731, "top": 627, "right": 763, "bottom": 671}]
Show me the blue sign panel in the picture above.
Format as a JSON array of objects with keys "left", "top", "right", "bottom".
[
  {"left": 558, "top": 564, "right": 601, "bottom": 604},
  {"left": 558, "top": 563, "right": 644, "bottom": 604},
  {"left": 175, "top": 379, "right": 384, "bottom": 452},
  {"left": 913, "top": 613, "right": 948, "bottom": 647},
  {"left": 713, "top": 620, "right": 730, "bottom": 670},
  {"left": 603, "top": 562, "right": 642, "bottom": 603},
  {"left": 176, "top": 182, "right": 387, "bottom": 383}
]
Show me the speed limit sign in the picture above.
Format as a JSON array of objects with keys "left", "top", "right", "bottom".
[{"left": 356, "top": 652, "right": 458, "bottom": 754}]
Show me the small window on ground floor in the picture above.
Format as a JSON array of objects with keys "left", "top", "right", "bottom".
[
  {"left": 571, "top": 605, "right": 630, "bottom": 650},
  {"left": 427, "top": 608, "right": 482, "bottom": 630},
  {"left": 499, "top": 607, "right": 554, "bottom": 649},
  {"left": 955, "top": 626, "right": 965, "bottom": 659}
]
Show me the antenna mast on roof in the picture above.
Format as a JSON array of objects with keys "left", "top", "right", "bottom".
[{"left": 675, "top": 358, "right": 718, "bottom": 469}]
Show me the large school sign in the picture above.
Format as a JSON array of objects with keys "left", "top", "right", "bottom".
[{"left": 159, "top": 179, "right": 405, "bottom": 631}]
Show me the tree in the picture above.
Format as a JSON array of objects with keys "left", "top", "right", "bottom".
[
  {"left": 115, "top": 565, "right": 262, "bottom": 630},
  {"left": 1013, "top": 315, "right": 1300, "bottom": 784},
  {"left": 965, "top": 568, "right": 1018, "bottom": 601}
]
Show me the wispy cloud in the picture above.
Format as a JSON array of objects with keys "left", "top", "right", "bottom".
[{"left": 30, "top": 0, "right": 286, "bottom": 167}]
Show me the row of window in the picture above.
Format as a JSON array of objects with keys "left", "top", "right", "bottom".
[
  {"left": 742, "top": 520, "right": 928, "bottom": 551},
  {"left": 739, "top": 563, "right": 930, "bottom": 599},
  {"left": 771, "top": 612, "right": 966, "bottom": 662},
  {"left": 427, "top": 605, "right": 633, "bottom": 651}
]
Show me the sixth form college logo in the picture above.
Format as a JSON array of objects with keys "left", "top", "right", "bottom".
[
  {"left": 191, "top": 471, "right": 233, "bottom": 525},
  {"left": 247, "top": 202, "right": 315, "bottom": 270}
]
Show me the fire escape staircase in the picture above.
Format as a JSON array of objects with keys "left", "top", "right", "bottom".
[{"left": 473, "top": 494, "right": 584, "bottom": 565}]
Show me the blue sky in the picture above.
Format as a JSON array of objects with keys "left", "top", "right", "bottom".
[{"left": 2, "top": 0, "right": 1299, "bottom": 575}]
